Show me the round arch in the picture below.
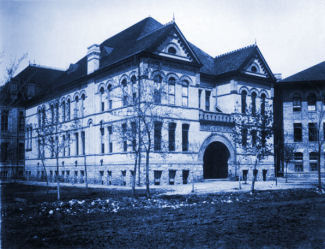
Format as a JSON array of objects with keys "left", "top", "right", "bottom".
[{"left": 198, "top": 134, "right": 236, "bottom": 167}]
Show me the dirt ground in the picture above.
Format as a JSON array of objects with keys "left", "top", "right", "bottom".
[{"left": 1, "top": 183, "right": 325, "bottom": 249}]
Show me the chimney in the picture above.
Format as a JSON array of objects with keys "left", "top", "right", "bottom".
[{"left": 87, "top": 44, "right": 100, "bottom": 75}]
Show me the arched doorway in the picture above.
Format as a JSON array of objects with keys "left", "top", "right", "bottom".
[{"left": 203, "top": 142, "right": 230, "bottom": 179}]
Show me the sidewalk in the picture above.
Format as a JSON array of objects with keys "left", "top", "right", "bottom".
[{"left": 13, "top": 177, "right": 320, "bottom": 196}]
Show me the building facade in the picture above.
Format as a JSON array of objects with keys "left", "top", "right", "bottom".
[
  {"left": 275, "top": 61, "right": 325, "bottom": 178},
  {"left": 24, "top": 17, "right": 276, "bottom": 186}
]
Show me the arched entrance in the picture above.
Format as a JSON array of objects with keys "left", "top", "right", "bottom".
[{"left": 203, "top": 142, "right": 230, "bottom": 179}]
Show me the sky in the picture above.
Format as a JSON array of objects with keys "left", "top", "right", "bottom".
[{"left": 1, "top": 0, "right": 325, "bottom": 85}]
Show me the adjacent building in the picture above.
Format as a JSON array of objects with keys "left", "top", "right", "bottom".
[
  {"left": 22, "top": 17, "right": 276, "bottom": 185},
  {"left": 275, "top": 61, "right": 325, "bottom": 178}
]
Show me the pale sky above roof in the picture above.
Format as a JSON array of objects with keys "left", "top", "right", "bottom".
[{"left": 1, "top": 0, "right": 325, "bottom": 85}]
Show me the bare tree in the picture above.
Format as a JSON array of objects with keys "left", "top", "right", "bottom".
[
  {"left": 232, "top": 104, "right": 273, "bottom": 193},
  {"left": 34, "top": 101, "right": 70, "bottom": 200},
  {"left": 113, "top": 67, "right": 172, "bottom": 197},
  {"left": 283, "top": 143, "right": 295, "bottom": 183}
]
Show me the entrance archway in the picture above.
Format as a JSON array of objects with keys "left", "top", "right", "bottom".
[{"left": 203, "top": 142, "right": 230, "bottom": 179}]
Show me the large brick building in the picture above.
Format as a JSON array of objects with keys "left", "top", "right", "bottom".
[
  {"left": 275, "top": 61, "right": 325, "bottom": 178},
  {"left": 23, "top": 17, "right": 276, "bottom": 186}
]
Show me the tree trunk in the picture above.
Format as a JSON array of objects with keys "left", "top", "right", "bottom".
[
  {"left": 137, "top": 150, "right": 141, "bottom": 186},
  {"left": 132, "top": 154, "right": 137, "bottom": 197},
  {"left": 318, "top": 144, "right": 322, "bottom": 190},
  {"left": 145, "top": 149, "right": 150, "bottom": 198},
  {"left": 285, "top": 162, "right": 288, "bottom": 183},
  {"left": 251, "top": 158, "right": 258, "bottom": 193},
  {"left": 41, "top": 159, "right": 49, "bottom": 199},
  {"left": 84, "top": 155, "right": 88, "bottom": 190},
  {"left": 56, "top": 156, "right": 60, "bottom": 201}
]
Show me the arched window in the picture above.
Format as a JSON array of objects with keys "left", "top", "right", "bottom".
[
  {"left": 241, "top": 90, "right": 247, "bottom": 114},
  {"left": 55, "top": 102, "right": 59, "bottom": 123},
  {"left": 293, "top": 93, "right": 301, "bottom": 112},
  {"left": 66, "top": 99, "right": 71, "bottom": 121},
  {"left": 261, "top": 93, "right": 266, "bottom": 115},
  {"left": 107, "top": 84, "right": 112, "bottom": 110},
  {"left": 307, "top": 93, "right": 316, "bottom": 111},
  {"left": 168, "top": 46, "right": 176, "bottom": 55},
  {"left": 81, "top": 94, "right": 85, "bottom": 117},
  {"left": 168, "top": 77, "right": 176, "bottom": 105},
  {"left": 100, "top": 87, "right": 105, "bottom": 112},
  {"left": 182, "top": 80, "right": 189, "bottom": 107},
  {"left": 251, "top": 92, "right": 257, "bottom": 115},
  {"left": 121, "top": 79, "right": 128, "bottom": 106},
  {"left": 62, "top": 100, "right": 66, "bottom": 121},
  {"left": 74, "top": 96, "right": 79, "bottom": 119},
  {"left": 50, "top": 104, "right": 55, "bottom": 124},
  {"left": 153, "top": 74, "right": 162, "bottom": 104}
]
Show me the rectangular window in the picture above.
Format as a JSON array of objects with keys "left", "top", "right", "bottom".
[
  {"left": 295, "top": 164, "right": 303, "bottom": 172},
  {"left": 62, "top": 135, "right": 66, "bottom": 157},
  {"left": 182, "top": 83, "right": 188, "bottom": 107},
  {"left": 81, "top": 131, "right": 85, "bottom": 155},
  {"left": 198, "top": 89, "right": 202, "bottom": 109},
  {"left": 38, "top": 139, "right": 41, "bottom": 159},
  {"left": 169, "top": 170, "right": 176, "bottom": 185},
  {"left": 308, "top": 123, "right": 317, "bottom": 141},
  {"left": 19, "top": 143, "right": 24, "bottom": 160},
  {"left": 122, "top": 123, "right": 127, "bottom": 152},
  {"left": 50, "top": 137, "right": 54, "bottom": 158},
  {"left": 310, "top": 163, "right": 317, "bottom": 171},
  {"left": 75, "top": 133, "right": 79, "bottom": 155},
  {"left": 154, "top": 121, "right": 162, "bottom": 151},
  {"left": 182, "top": 124, "right": 189, "bottom": 152},
  {"left": 131, "top": 122, "right": 136, "bottom": 151},
  {"left": 108, "top": 126, "right": 113, "bottom": 153},
  {"left": 242, "top": 128, "right": 248, "bottom": 146},
  {"left": 154, "top": 170, "right": 162, "bottom": 185},
  {"left": 67, "top": 134, "right": 70, "bottom": 156},
  {"left": 0, "top": 143, "right": 8, "bottom": 162},
  {"left": 205, "top": 91, "right": 211, "bottom": 111},
  {"left": 19, "top": 111, "right": 24, "bottom": 131},
  {"left": 251, "top": 130, "right": 257, "bottom": 146},
  {"left": 294, "top": 152, "right": 303, "bottom": 161},
  {"left": 309, "top": 152, "right": 318, "bottom": 160},
  {"left": 1, "top": 110, "right": 8, "bottom": 131},
  {"left": 169, "top": 122, "right": 176, "bottom": 151},
  {"left": 294, "top": 123, "right": 302, "bottom": 142},
  {"left": 169, "top": 81, "right": 175, "bottom": 105},
  {"left": 101, "top": 102, "right": 105, "bottom": 112}
]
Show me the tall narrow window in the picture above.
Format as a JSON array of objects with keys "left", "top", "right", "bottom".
[
  {"left": 241, "top": 90, "right": 247, "bottom": 114},
  {"left": 81, "top": 131, "right": 85, "bottom": 155},
  {"left": 62, "top": 135, "right": 66, "bottom": 157},
  {"left": 55, "top": 102, "right": 59, "bottom": 123},
  {"left": 74, "top": 96, "right": 79, "bottom": 119},
  {"left": 81, "top": 94, "right": 85, "bottom": 117},
  {"left": 293, "top": 93, "right": 301, "bottom": 112},
  {"left": 1, "top": 110, "right": 8, "bottom": 131},
  {"left": 154, "top": 121, "right": 162, "bottom": 151},
  {"left": 205, "top": 90, "right": 211, "bottom": 111},
  {"left": 108, "top": 126, "right": 113, "bottom": 153},
  {"left": 38, "top": 139, "right": 41, "bottom": 159},
  {"left": 131, "top": 76, "right": 137, "bottom": 105},
  {"left": 62, "top": 100, "right": 66, "bottom": 121},
  {"left": 294, "top": 123, "right": 302, "bottom": 142},
  {"left": 307, "top": 93, "right": 316, "bottom": 111},
  {"left": 100, "top": 87, "right": 105, "bottom": 112},
  {"left": 242, "top": 128, "right": 248, "bottom": 146},
  {"left": 122, "top": 79, "right": 128, "bottom": 106},
  {"left": 122, "top": 123, "right": 127, "bottom": 152},
  {"left": 42, "top": 108, "right": 46, "bottom": 127},
  {"left": 50, "top": 137, "right": 54, "bottom": 158},
  {"left": 308, "top": 123, "right": 317, "bottom": 141},
  {"left": 0, "top": 143, "right": 8, "bottom": 162},
  {"left": 19, "top": 111, "right": 24, "bottom": 131},
  {"left": 168, "top": 77, "right": 175, "bottom": 105},
  {"left": 67, "top": 99, "right": 71, "bottom": 121},
  {"left": 75, "top": 132, "right": 79, "bottom": 155},
  {"left": 168, "top": 122, "right": 176, "bottom": 151},
  {"left": 251, "top": 130, "right": 257, "bottom": 146},
  {"left": 198, "top": 89, "right": 202, "bottom": 109},
  {"left": 261, "top": 93, "right": 266, "bottom": 115},
  {"left": 19, "top": 143, "right": 24, "bottom": 160},
  {"left": 38, "top": 109, "right": 41, "bottom": 127},
  {"left": 153, "top": 74, "right": 162, "bottom": 104},
  {"left": 294, "top": 152, "right": 303, "bottom": 172},
  {"left": 251, "top": 92, "right": 257, "bottom": 115},
  {"left": 67, "top": 134, "right": 70, "bottom": 156},
  {"left": 100, "top": 127, "right": 105, "bottom": 154},
  {"left": 131, "top": 122, "right": 136, "bottom": 151},
  {"left": 182, "top": 80, "right": 189, "bottom": 107},
  {"left": 107, "top": 84, "right": 112, "bottom": 110},
  {"left": 50, "top": 104, "right": 55, "bottom": 124},
  {"left": 309, "top": 152, "right": 318, "bottom": 171},
  {"left": 182, "top": 124, "right": 189, "bottom": 152}
]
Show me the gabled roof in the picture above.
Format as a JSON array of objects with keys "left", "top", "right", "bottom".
[{"left": 281, "top": 61, "right": 325, "bottom": 83}]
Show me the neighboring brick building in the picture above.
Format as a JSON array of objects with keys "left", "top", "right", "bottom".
[
  {"left": 0, "top": 65, "right": 63, "bottom": 179},
  {"left": 275, "top": 61, "right": 325, "bottom": 178},
  {"left": 24, "top": 17, "right": 276, "bottom": 186}
]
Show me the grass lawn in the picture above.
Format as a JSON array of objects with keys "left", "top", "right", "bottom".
[{"left": 1, "top": 183, "right": 325, "bottom": 248}]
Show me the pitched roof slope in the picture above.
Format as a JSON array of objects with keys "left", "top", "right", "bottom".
[
  {"left": 281, "top": 61, "right": 325, "bottom": 82},
  {"left": 214, "top": 45, "right": 256, "bottom": 76}
]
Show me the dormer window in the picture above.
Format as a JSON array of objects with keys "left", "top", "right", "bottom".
[
  {"left": 251, "top": 66, "right": 257, "bottom": 73},
  {"left": 250, "top": 63, "right": 260, "bottom": 73},
  {"left": 168, "top": 46, "right": 176, "bottom": 55}
]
